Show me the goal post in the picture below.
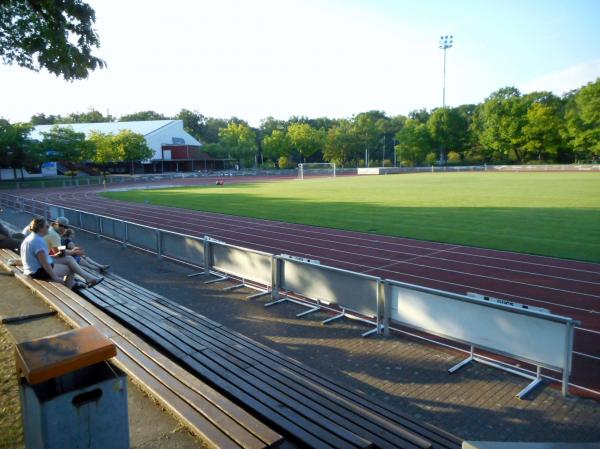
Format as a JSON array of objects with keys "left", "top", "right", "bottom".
[{"left": 298, "top": 163, "right": 336, "bottom": 180}]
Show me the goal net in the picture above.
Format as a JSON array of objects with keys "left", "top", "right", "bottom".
[{"left": 298, "top": 163, "right": 336, "bottom": 180}]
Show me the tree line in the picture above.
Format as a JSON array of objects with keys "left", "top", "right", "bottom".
[{"left": 1, "top": 78, "right": 598, "bottom": 176}]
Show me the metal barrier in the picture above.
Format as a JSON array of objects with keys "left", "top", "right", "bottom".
[
  {"left": 384, "top": 279, "right": 578, "bottom": 397},
  {"left": 0, "top": 191, "right": 579, "bottom": 396},
  {"left": 267, "top": 255, "right": 382, "bottom": 336}
]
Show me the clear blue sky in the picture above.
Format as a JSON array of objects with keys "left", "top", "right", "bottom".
[{"left": 1, "top": 0, "right": 598, "bottom": 125}]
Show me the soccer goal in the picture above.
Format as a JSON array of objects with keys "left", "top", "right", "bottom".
[{"left": 298, "top": 163, "right": 336, "bottom": 180}]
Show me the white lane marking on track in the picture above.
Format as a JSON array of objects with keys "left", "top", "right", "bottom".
[
  {"left": 18, "top": 190, "right": 600, "bottom": 311},
  {"left": 13, "top": 191, "right": 600, "bottom": 359},
  {"left": 45, "top": 195, "right": 600, "bottom": 320},
  {"left": 53, "top": 191, "right": 600, "bottom": 290},
  {"left": 59, "top": 199, "right": 600, "bottom": 300},
  {"left": 38, "top": 186, "right": 600, "bottom": 276},
  {"left": 363, "top": 245, "right": 465, "bottom": 274}
]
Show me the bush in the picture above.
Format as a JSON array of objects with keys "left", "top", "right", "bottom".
[
  {"left": 447, "top": 151, "right": 461, "bottom": 165},
  {"left": 278, "top": 156, "right": 291, "bottom": 169},
  {"left": 425, "top": 152, "right": 437, "bottom": 166}
]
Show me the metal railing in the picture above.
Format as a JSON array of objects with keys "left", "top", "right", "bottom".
[{"left": 1, "top": 192, "right": 579, "bottom": 398}]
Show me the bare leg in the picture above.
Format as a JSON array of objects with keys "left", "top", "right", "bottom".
[
  {"left": 52, "top": 264, "right": 75, "bottom": 289},
  {"left": 80, "top": 257, "right": 107, "bottom": 271},
  {"left": 53, "top": 256, "right": 98, "bottom": 283}
]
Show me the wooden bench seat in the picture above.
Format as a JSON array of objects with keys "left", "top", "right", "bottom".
[
  {"left": 0, "top": 249, "right": 283, "bottom": 449},
  {"left": 79, "top": 272, "right": 462, "bottom": 449}
]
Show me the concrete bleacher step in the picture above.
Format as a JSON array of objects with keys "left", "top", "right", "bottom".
[{"left": 0, "top": 249, "right": 283, "bottom": 449}]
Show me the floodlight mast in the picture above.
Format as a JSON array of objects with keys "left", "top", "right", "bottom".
[
  {"left": 438, "top": 35, "right": 453, "bottom": 165},
  {"left": 439, "top": 35, "right": 453, "bottom": 108}
]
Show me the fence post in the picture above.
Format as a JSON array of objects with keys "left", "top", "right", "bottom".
[
  {"left": 271, "top": 256, "right": 281, "bottom": 300},
  {"left": 156, "top": 229, "right": 162, "bottom": 259},
  {"left": 382, "top": 281, "right": 390, "bottom": 337},
  {"left": 78, "top": 212, "right": 83, "bottom": 227},
  {"left": 96, "top": 215, "right": 101, "bottom": 238},
  {"left": 123, "top": 222, "right": 128, "bottom": 247},
  {"left": 203, "top": 237, "right": 212, "bottom": 274}
]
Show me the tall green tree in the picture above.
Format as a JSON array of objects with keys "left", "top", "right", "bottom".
[
  {"left": 88, "top": 131, "right": 117, "bottom": 165},
  {"left": 427, "top": 107, "right": 470, "bottom": 162},
  {"left": 564, "top": 78, "right": 600, "bottom": 161},
  {"left": 63, "top": 109, "right": 113, "bottom": 123},
  {"left": 522, "top": 94, "right": 565, "bottom": 162},
  {"left": 41, "top": 126, "right": 93, "bottom": 162},
  {"left": 394, "top": 119, "right": 432, "bottom": 166},
  {"left": 262, "top": 130, "right": 292, "bottom": 162},
  {"left": 0, "top": 120, "right": 44, "bottom": 179},
  {"left": 472, "top": 87, "right": 529, "bottom": 162},
  {"left": 30, "top": 113, "right": 63, "bottom": 125},
  {"left": 0, "top": 0, "right": 105, "bottom": 80},
  {"left": 352, "top": 113, "right": 380, "bottom": 163},
  {"left": 111, "top": 130, "right": 154, "bottom": 173},
  {"left": 287, "top": 123, "right": 325, "bottom": 162},
  {"left": 120, "top": 111, "right": 168, "bottom": 122},
  {"left": 218, "top": 123, "right": 257, "bottom": 167},
  {"left": 175, "top": 109, "right": 206, "bottom": 141},
  {"left": 324, "top": 120, "right": 361, "bottom": 166}
]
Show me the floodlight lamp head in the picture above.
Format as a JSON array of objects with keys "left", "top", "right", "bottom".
[{"left": 438, "top": 35, "right": 454, "bottom": 49}]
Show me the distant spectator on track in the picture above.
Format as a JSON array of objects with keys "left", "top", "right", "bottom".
[{"left": 20, "top": 218, "right": 102, "bottom": 290}]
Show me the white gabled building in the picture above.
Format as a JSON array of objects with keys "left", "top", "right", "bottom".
[
  {"left": 30, "top": 120, "right": 228, "bottom": 173},
  {"left": 30, "top": 119, "right": 201, "bottom": 161}
]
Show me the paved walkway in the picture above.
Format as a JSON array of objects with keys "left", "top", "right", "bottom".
[{"left": 3, "top": 209, "right": 599, "bottom": 443}]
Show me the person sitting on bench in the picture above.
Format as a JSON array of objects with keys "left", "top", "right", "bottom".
[
  {"left": 44, "top": 217, "right": 106, "bottom": 278},
  {"left": 20, "top": 218, "right": 103, "bottom": 290},
  {"left": 0, "top": 217, "right": 24, "bottom": 253},
  {"left": 61, "top": 227, "right": 109, "bottom": 272}
]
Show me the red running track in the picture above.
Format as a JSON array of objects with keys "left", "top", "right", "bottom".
[{"left": 14, "top": 176, "right": 600, "bottom": 397}]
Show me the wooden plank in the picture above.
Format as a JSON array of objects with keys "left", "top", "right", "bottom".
[
  {"left": 191, "top": 350, "right": 373, "bottom": 449},
  {"left": 163, "top": 315, "right": 419, "bottom": 448},
  {"left": 165, "top": 304, "right": 460, "bottom": 449},
  {"left": 17, "top": 272, "right": 281, "bottom": 449},
  {"left": 113, "top": 336, "right": 270, "bottom": 449},
  {"left": 80, "top": 269, "right": 459, "bottom": 448},
  {"left": 107, "top": 284, "right": 442, "bottom": 448},
  {"left": 183, "top": 355, "right": 339, "bottom": 449},
  {"left": 11, "top": 275, "right": 243, "bottom": 449},
  {"left": 46, "top": 283, "right": 283, "bottom": 448},
  {"left": 95, "top": 293, "right": 368, "bottom": 448},
  {"left": 112, "top": 347, "right": 243, "bottom": 449}
]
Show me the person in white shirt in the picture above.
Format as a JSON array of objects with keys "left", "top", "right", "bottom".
[{"left": 20, "top": 218, "right": 102, "bottom": 290}]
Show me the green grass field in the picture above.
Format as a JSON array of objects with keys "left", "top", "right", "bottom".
[{"left": 103, "top": 172, "right": 600, "bottom": 262}]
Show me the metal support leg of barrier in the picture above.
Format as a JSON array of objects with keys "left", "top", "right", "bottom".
[
  {"left": 187, "top": 271, "right": 205, "bottom": 278},
  {"left": 448, "top": 346, "right": 543, "bottom": 399},
  {"left": 204, "top": 273, "right": 228, "bottom": 284},
  {"left": 516, "top": 366, "right": 543, "bottom": 399},
  {"left": 296, "top": 300, "right": 321, "bottom": 318},
  {"left": 223, "top": 282, "right": 245, "bottom": 292},
  {"left": 322, "top": 308, "right": 346, "bottom": 325},
  {"left": 247, "top": 290, "right": 270, "bottom": 300},
  {"left": 448, "top": 346, "right": 475, "bottom": 373},
  {"left": 361, "top": 324, "right": 381, "bottom": 338},
  {"left": 264, "top": 295, "right": 292, "bottom": 307}
]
